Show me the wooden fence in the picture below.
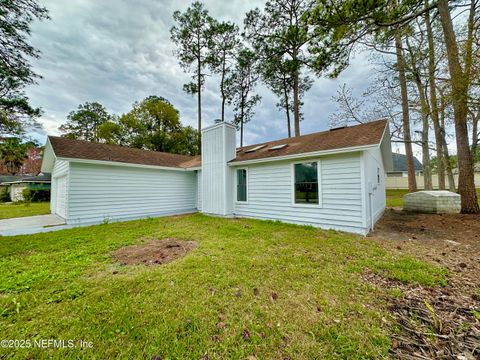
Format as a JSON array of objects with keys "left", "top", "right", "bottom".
[{"left": 386, "top": 174, "right": 480, "bottom": 189}]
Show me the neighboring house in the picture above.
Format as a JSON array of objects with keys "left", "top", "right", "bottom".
[
  {"left": 41, "top": 119, "right": 392, "bottom": 235},
  {"left": 0, "top": 175, "right": 22, "bottom": 193},
  {"left": 0, "top": 173, "right": 51, "bottom": 201},
  {"left": 387, "top": 153, "right": 423, "bottom": 177}
]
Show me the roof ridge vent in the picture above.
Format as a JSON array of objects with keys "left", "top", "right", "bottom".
[
  {"left": 329, "top": 125, "right": 346, "bottom": 131},
  {"left": 269, "top": 144, "right": 288, "bottom": 151},
  {"left": 245, "top": 144, "right": 267, "bottom": 153}
]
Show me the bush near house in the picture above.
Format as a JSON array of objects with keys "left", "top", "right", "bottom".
[
  {"left": 0, "top": 187, "right": 11, "bottom": 202},
  {"left": 22, "top": 188, "right": 50, "bottom": 202}
]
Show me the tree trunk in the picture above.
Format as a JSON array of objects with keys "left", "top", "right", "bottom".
[
  {"left": 292, "top": 67, "right": 300, "bottom": 137},
  {"left": 415, "top": 82, "right": 432, "bottom": 189},
  {"left": 437, "top": 0, "right": 479, "bottom": 213},
  {"left": 421, "top": 113, "right": 433, "bottom": 190},
  {"left": 472, "top": 110, "right": 479, "bottom": 161},
  {"left": 465, "top": 0, "right": 477, "bottom": 161},
  {"left": 292, "top": 47, "right": 300, "bottom": 137},
  {"left": 425, "top": 2, "right": 445, "bottom": 189},
  {"left": 395, "top": 33, "right": 417, "bottom": 192},
  {"left": 240, "top": 99, "right": 245, "bottom": 148},
  {"left": 197, "top": 58, "right": 202, "bottom": 154},
  {"left": 406, "top": 36, "right": 432, "bottom": 190},
  {"left": 220, "top": 53, "right": 226, "bottom": 122},
  {"left": 283, "top": 77, "right": 292, "bottom": 138},
  {"left": 442, "top": 131, "right": 457, "bottom": 192},
  {"left": 439, "top": 91, "right": 456, "bottom": 191}
]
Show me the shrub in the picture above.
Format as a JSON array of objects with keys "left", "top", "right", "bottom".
[
  {"left": 22, "top": 188, "right": 50, "bottom": 202},
  {"left": 0, "top": 187, "right": 11, "bottom": 202}
]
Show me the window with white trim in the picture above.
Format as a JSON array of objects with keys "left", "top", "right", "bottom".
[
  {"left": 236, "top": 169, "right": 247, "bottom": 202},
  {"left": 294, "top": 162, "right": 319, "bottom": 204}
]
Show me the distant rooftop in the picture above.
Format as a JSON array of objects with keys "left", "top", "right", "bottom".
[{"left": 391, "top": 153, "right": 423, "bottom": 172}]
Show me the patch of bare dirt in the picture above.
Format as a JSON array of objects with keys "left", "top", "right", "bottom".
[
  {"left": 367, "top": 210, "right": 480, "bottom": 359},
  {"left": 363, "top": 270, "right": 480, "bottom": 359},
  {"left": 113, "top": 238, "right": 197, "bottom": 266},
  {"left": 370, "top": 209, "right": 480, "bottom": 291}
]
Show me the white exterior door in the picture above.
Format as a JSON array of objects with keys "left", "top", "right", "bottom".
[{"left": 55, "top": 175, "right": 67, "bottom": 218}]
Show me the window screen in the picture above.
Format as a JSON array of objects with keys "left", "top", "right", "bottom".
[
  {"left": 237, "top": 169, "right": 247, "bottom": 202},
  {"left": 294, "top": 162, "right": 318, "bottom": 204}
]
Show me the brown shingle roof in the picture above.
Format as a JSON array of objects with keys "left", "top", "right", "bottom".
[
  {"left": 179, "top": 156, "right": 201, "bottom": 168},
  {"left": 48, "top": 120, "right": 387, "bottom": 169},
  {"left": 48, "top": 136, "right": 197, "bottom": 169},
  {"left": 232, "top": 119, "right": 388, "bottom": 163}
]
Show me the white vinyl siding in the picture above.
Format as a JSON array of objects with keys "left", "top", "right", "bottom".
[
  {"left": 201, "top": 123, "right": 236, "bottom": 216},
  {"left": 363, "top": 148, "right": 386, "bottom": 228},
  {"left": 196, "top": 170, "right": 202, "bottom": 211},
  {"left": 66, "top": 162, "right": 196, "bottom": 225},
  {"left": 233, "top": 153, "right": 367, "bottom": 234},
  {"left": 54, "top": 175, "right": 67, "bottom": 218},
  {"left": 51, "top": 159, "right": 69, "bottom": 217}
]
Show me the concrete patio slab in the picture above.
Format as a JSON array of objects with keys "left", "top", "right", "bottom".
[{"left": 0, "top": 214, "right": 66, "bottom": 236}]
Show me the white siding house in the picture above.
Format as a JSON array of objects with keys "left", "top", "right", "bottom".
[
  {"left": 42, "top": 119, "right": 392, "bottom": 235},
  {"left": 42, "top": 137, "right": 199, "bottom": 226}
]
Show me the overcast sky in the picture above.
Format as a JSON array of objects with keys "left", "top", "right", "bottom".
[{"left": 26, "top": 0, "right": 376, "bottom": 147}]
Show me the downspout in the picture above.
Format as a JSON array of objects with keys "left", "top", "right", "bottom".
[{"left": 368, "top": 181, "right": 375, "bottom": 232}]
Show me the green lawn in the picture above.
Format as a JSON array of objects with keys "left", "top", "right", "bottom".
[
  {"left": 0, "top": 202, "right": 50, "bottom": 219},
  {"left": 386, "top": 188, "right": 480, "bottom": 208},
  {"left": 0, "top": 214, "right": 446, "bottom": 359},
  {"left": 386, "top": 189, "right": 409, "bottom": 207}
]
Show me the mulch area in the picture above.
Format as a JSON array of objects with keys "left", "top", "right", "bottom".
[
  {"left": 113, "top": 238, "right": 197, "bottom": 266},
  {"left": 367, "top": 209, "right": 480, "bottom": 359}
]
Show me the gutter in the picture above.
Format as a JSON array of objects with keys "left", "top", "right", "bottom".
[{"left": 56, "top": 157, "right": 197, "bottom": 172}]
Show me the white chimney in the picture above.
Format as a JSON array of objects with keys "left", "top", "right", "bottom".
[{"left": 201, "top": 121, "right": 236, "bottom": 216}]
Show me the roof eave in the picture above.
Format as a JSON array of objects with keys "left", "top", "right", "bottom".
[
  {"left": 57, "top": 157, "right": 191, "bottom": 172},
  {"left": 1, "top": 180, "right": 51, "bottom": 185}
]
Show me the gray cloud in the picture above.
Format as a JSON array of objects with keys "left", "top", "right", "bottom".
[{"left": 26, "top": 0, "right": 374, "bottom": 146}]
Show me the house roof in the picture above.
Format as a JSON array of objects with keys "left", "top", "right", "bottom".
[
  {"left": 0, "top": 173, "right": 51, "bottom": 185},
  {"left": 391, "top": 153, "right": 423, "bottom": 172},
  {"left": 0, "top": 175, "right": 22, "bottom": 184},
  {"left": 45, "top": 120, "right": 388, "bottom": 170},
  {"left": 232, "top": 119, "right": 388, "bottom": 163},
  {"left": 47, "top": 136, "right": 197, "bottom": 169}
]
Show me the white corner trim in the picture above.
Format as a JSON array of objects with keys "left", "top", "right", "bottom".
[{"left": 359, "top": 152, "right": 367, "bottom": 229}]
